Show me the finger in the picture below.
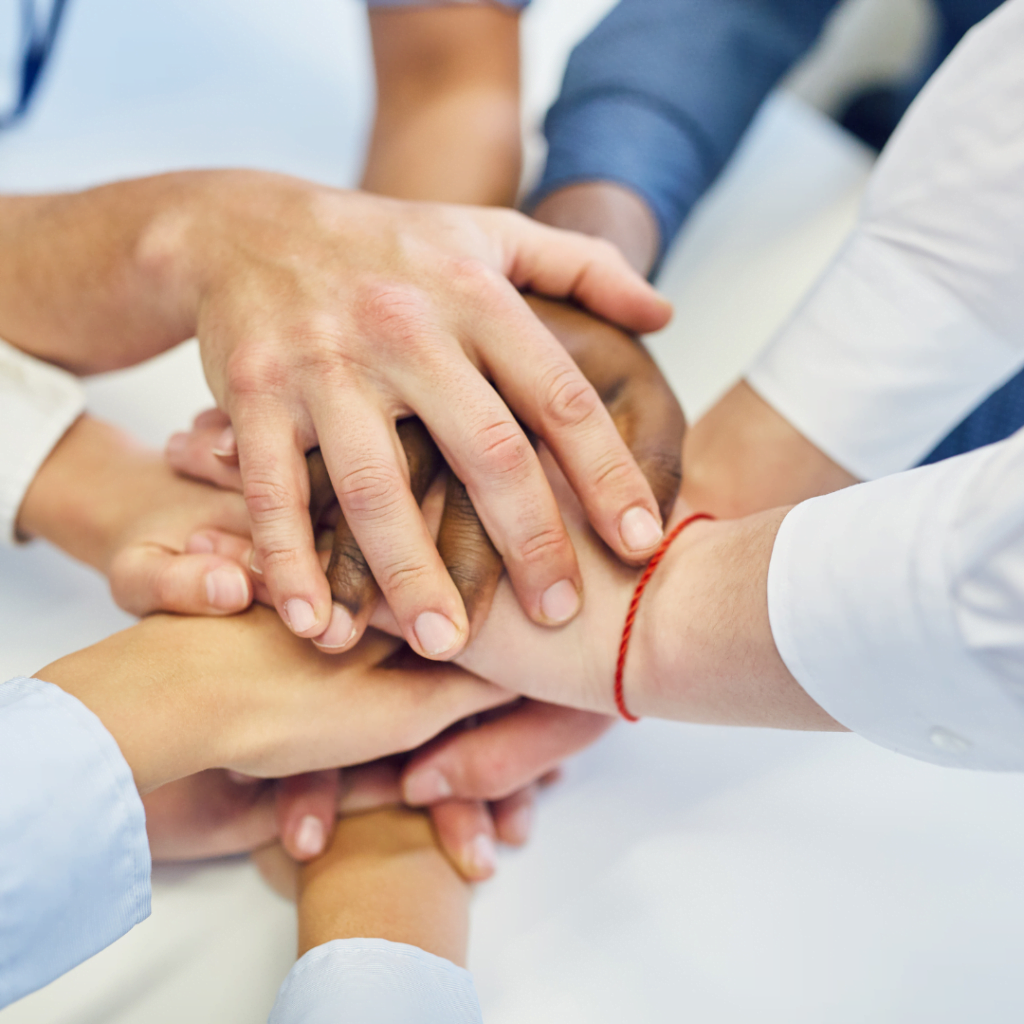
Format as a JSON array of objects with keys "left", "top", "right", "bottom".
[
  {"left": 429, "top": 799, "right": 498, "bottom": 881},
  {"left": 143, "top": 770, "right": 278, "bottom": 861},
  {"left": 186, "top": 528, "right": 254, "bottom": 566},
  {"left": 317, "top": 420, "right": 443, "bottom": 653},
  {"left": 526, "top": 295, "right": 685, "bottom": 521},
  {"left": 471, "top": 287, "right": 665, "bottom": 565},
  {"left": 166, "top": 417, "right": 243, "bottom": 492},
  {"left": 408, "top": 359, "right": 582, "bottom": 627},
  {"left": 436, "top": 474, "right": 503, "bottom": 638},
  {"left": 232, "top": 404, "right": 333, "bottom": 638},
  {"left": 276, "top": 770, "right": 342, "bottom": 862},
  {"left": 315, "top": 396, "right": 468, "bottom": 660},
  {"left": 491, "top": 785, "right": 538, "bottom": 847},
  {"left": 109, "top": 543, "right": 253, "bottom": 617},
  {"left": 483, "top": 208, "right": 673, "bottom": 334},
  {"left": 337, "top": 760, "right": 403, "bottom": 814},
  {"left": 402, "top": 702, "right": 614, "bottom": 804}
]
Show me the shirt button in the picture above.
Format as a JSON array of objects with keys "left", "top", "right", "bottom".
[{"left": 929, "top": 726, "right": 971, "bottom": 754}]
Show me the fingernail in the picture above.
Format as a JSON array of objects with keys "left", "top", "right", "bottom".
[
  {"left": 166, "top": 433, "right": 186, "bottom": 458},
  {"left": 314, "top": 603, "right": 357, "bottom": 650},
  {"left": 284, "top": 598, "right": 318, "bottom": 634},
  {"left": 540, "top": 579, "right": 580, "bottom": 624},
  {"left": 403, "top": 767, "right": 453, "bottom": 806},
  {"left": 620, "top": 506, "right": 662, "bottom": 552},
  {"left": 249, "top": 551, "right": 263, "bottom": 576},
  {"left": 212, "top": 426, "right": 237, "bottom": 459},
  {"left": 414, "top": 611, "right": 461, "bottom": 657},
  {"left": 205, "top": 566, "right": 249, "bottom": 610},
  {"left": 465, "top": 834, "right": 497, "bottom": 878},
  {"left": 294, "top": 814, "right": 326, "bottom": 858},
  {"left": 504, "top": 803, "right": 534, "bottom": 845}
]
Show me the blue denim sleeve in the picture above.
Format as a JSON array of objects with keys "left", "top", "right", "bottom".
[
  {"left": 269, "top": 939, "right": 482, "bottom": 1024},
  {"left": 0, "top": 678, "right": 151, "bottom": 1009},
  {"left": 530, "top": 0, "right": 839, "bottom": 264}
]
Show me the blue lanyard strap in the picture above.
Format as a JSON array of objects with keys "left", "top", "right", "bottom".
[{"left": 1, "top": 0, "right": 70, "bottom": 128}]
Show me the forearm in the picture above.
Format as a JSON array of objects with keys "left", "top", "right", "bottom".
[
  {"left": 681, "top": 381, "right": 858, "bottom": 518},
  {"left": 363, "top": 6, "right": 521, "bottom": 207},
  {"left": 298, "top": 807, "right": 470, "bottom": 964},
  {"left": 0, "top": 178, "right": 200, "bottom": 373}
]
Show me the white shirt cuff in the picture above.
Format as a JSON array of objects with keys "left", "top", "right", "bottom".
[
  {"left": 767, "top": 448, "right": 1024, "bottom": 770},
  {"left": 0, "top": 339, "right": 85, "bottom": 545},
  {"left": 746, "top": 232, "right": 1024, "bottom": 481},
  {"left": 269, "top": 939, "right": 482, "bottom": 1024}
]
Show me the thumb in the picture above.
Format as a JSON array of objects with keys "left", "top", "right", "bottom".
[{"left": 109, "top": 543, "right": 254, "bottom": 616}]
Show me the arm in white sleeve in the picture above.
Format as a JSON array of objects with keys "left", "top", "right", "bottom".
[
  {"left": 269, "top": 939, "right": 482, "bottom": 1024},
  {"left": 0, "top": 339, "right": 85, "bottom": 544},
  {"left": 746, "top": 0, "right": 1024, "bottom": 479},
  {"left": 0, "top": 677, "right": 151, "bottom": 1008},
  {"left": 769, "top": 427, "right": 1024, "bottom": 770}
]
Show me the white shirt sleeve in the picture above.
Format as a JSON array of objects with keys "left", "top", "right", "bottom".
[
  {"left": 746, "top": 0, "right": 1024, "bottom": 480},
  {"left": 0, "top": 677, "right": 151, "bottom": 1008},
  {"left": 269, "top": 939, "right": 482, "bottom": 1024},
  {"left": 768, "top": 428, "right": 1024, "bottom": 770},
  {"left": 0, "top": 339, "right": 85, "bottom": 545}
]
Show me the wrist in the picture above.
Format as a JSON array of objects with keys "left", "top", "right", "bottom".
[
  {"left": 298, "top": 808, "right": 470, "bottom": 964},
  {"left": 17, "top": 416, "right": 161, "bottom": 571},
  {"left": 624, "top": 509, "right": 839, "bottom": 728},
  {"left": 34, "top": 615, "right": 227, "bottom": 793},
  {"left": 530, "top": 181, "right": 660, "bottom": 277}
]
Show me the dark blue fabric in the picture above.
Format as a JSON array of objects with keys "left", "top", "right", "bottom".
[
  {"left": 532, "top": 0, "right": 1006, "bottom": 266},
  {"left": 1, "top": 0, "right": 70, "bottom": 129},
  {"left": 919, "top": 364, "right": 1024, "bottom": 465}
]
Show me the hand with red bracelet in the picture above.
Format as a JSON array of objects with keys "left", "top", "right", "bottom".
[{"left": 377, "top": 449, "right": 841, "bottom": 732}]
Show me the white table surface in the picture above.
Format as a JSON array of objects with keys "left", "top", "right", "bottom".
[{"left": 3, "top": 2, "right": 1024, "bottom": 1021}]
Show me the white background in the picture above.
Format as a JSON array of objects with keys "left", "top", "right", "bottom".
[{"left": 3, "top": 1, "right": 1024, "bottom": 1021}]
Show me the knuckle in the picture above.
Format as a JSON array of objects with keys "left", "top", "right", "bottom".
[
  {"left": 590, "top": 450, "right": 641, "bottom": 492},
  {"left": 358, "top": 281, "right": 436, "bottom": 348},
  {"left": 517, "top": 523, "right": 570, "bottom": 568},
  {"left": 335, "top": 460, "right": 407, "bottom": 521},
  {"left": 376, "top": 556, "right": 433, "bottom": 599},
  {"left": 540, "top": 363, "right": 603, "bottom": 431},
  {"left": 243, "top": 476, "right": 301, "bottom": 524},
  {"left": 225, "top": 348, "right": 287, "bottom": 399},
  {"left": 474, "top": 420, "right": 532, "bottom": 481}
]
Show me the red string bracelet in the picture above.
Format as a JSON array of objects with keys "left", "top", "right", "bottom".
[{"left": 614, "top": 511, "right": 716, "bottom": 722}]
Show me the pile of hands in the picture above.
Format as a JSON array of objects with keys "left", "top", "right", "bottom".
[{"left": 23, "top": 214, "right": 686, "bottom": 891}]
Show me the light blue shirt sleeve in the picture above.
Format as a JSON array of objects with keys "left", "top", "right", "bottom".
[
  {"left": 0, "top": 677, "right": 151, "bottom": 1009},
  {"left": 270, "top": 939, "right": 483, "bottom": 1024}
]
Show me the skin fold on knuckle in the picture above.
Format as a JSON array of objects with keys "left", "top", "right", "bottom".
[
  {"left": 334, "top": 460, "right": 408, "bottom": 523},
  {"left": 539, "top": 362, "right": 604, "bottom": 434},
  {"left": 473, "top": 419, "right": 533, "bottom": 485},
  {"left": 326, "top": 528, "right": 378, "bottom": 612}
]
